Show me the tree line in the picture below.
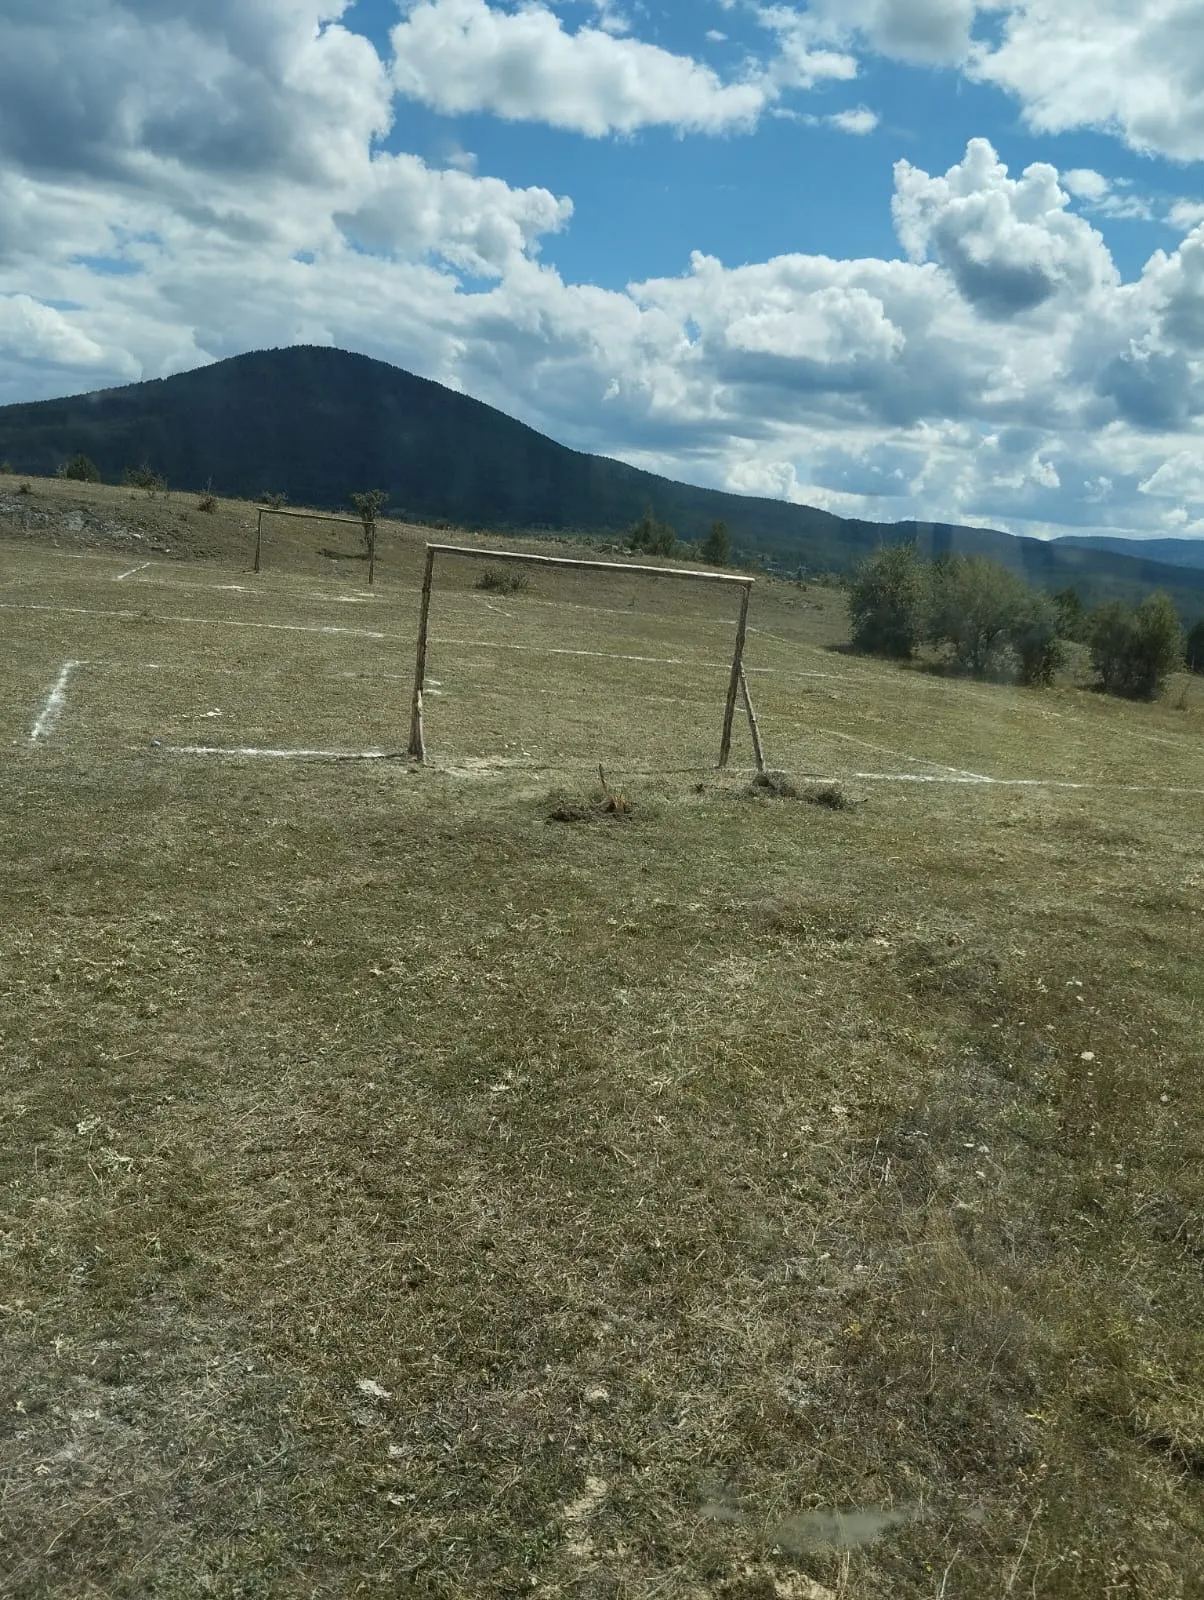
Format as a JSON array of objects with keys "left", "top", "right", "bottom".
[
  {"left": 848, "top": 542, "right": 1197, "bottom": 698},
  {"left": 625, "top": 507, "right": 732, "bottom": 565}
]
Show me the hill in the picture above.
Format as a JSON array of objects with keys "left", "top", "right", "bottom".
[
  {"left": 3, "top": 344, "right": 1204, "bottom": 617},
  {"left": 1053, "top": 532, "right": 1204, "bottom": 570}
]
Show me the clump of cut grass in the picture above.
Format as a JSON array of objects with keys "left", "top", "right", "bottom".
[
  {"left": 750, "top": 768, "right": 800, "bottom": 798},
  {"left": 805, "top": 782, "right": 850, "bottom": 810},
  {"left": 476, "top": 566, "right": 530, "bottom": 595},
  {"left": 546, "top": 767, "right": 634, "bottom": 822}
]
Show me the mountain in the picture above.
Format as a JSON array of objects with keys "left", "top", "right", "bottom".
[
  {"left": 1053, "top": 533, "right": 1204, "bottom": 571},
  {"left": 3, "top": 345, "right": 1204, "bottom": 619}
]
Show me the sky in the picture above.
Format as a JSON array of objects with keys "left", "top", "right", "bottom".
[{"left": 4, "top": 2, "right": 1204, "bottom": 541}]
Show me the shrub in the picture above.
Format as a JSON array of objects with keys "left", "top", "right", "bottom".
[
  {"left": 57, "top": 453, "right": 102, "bottom": 483},
  {"left": 476, "top": 566, "right": 529, "bottom": 595},
  {"left": 1088, "top": 593, "right": 1183, "bottom": 698},
  {"left": 1010, "top": 592, "right": 1068, "bottom": 686},
  {"left": 122, "top": 462, "right": 166, "bottom": 494},
  {"left": 17, "top": 480, "right": 32, "bottom": 495},
  {"left": 1, "top": 461, "right": 14, "bottom": 474},
  {"left": 701, "top": 520, "right": 732, "bottom": 565},
  {"left": 928, "top": 554, "right": 1032, "bottom": 678},
  {"left": 1053, "top": 587, "right": 1087, "bottom": 642},
  {"left": 627, "top": 508, "right": 677, "bottom": 557},
  {"left": 847, "top": 542, "right": 927, "bottom": 659},
  {"left": 259, "top": 492, "right": 287, "bottom": 509}
]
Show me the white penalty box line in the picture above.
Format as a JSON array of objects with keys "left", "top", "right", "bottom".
[{"left": 30, "top": 659, "right": 84, "bottom": 743}]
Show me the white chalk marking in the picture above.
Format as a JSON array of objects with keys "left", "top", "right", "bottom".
[
  {"left": 0, "top": 603, "right": 388, "bottom": 640},
  {"left": 841, "top": 771, "right": 1204, "bottom": 797},
  {"left": 114, "top": 562, "right": 151, "bottom": 581},
  {"left": 30, "top": 660, "right": 81, "bottom": 743},
  {"left": 165, "top": 745, "right": 398, "bottom": 760},
  {"left": 824, "top": 729, "right": 993, "bottom": 782}
]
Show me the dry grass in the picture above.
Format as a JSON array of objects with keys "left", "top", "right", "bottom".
[{"left": 1, "top": 477, "right": 1202, "bottom": 1597}]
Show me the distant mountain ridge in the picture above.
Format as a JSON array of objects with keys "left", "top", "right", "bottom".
[
  {"left": 1053, "top": 533, "right": 1204, "bottom": 571},
  {"left": 2, "top": 345, "right": 1203, "bottom": 619}
]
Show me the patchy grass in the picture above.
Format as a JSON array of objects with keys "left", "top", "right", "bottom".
[{"left": 1, "top": 483, "right": 1203, "bottom": 1597}]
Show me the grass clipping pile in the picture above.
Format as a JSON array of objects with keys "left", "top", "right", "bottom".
[{"left": 547, "top": 766, "right": 635, "bottom": 823}]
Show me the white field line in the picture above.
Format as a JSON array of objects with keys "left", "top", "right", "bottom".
[
  {"left": 30, "top": 660, "right": 82, "bottom": 742},
  {"left": 114, "top": 562, "right": 151, "bottom": 581},
  {"left": 0, "top": 602, "right": 389, "bottom": 640},
  {"left": 822, "top": 729, "right": 993, "bottom": 782},
  {"left": 164, "top": 746, "right": 400, "bottom": 760},
  {"left": 840, "top": 770, "right": 1204, "bottom": 797},
  {"left": 437, "top": 636, "right": 716, "bottom": 668}
]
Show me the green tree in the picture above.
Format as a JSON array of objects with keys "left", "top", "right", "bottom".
[
  {"left": 700, "top": 520, "right": 732, "bottom": 565},
  {"left": 1010, "top": 591, "right": 1067, "bottom": 686},
  {"left": 1088, "top": 593, "right": 1183, "bottom": 698},
  {"left": 351, "top": 490, "right": 388, "bottom": 585},
  {"left": 627, "top": 507, "right": 677, "bottom": 557},
  {"left": 57, "top": 453, "right": 102, "bottom": 483},
  {"left": 928, "top": 555, "right": 1030, "bottom": 677},
  {"left": 846, "top": 542, "right": 927, "bottom": 659},
  {"left": 1186, "top": 618, "right": 1204, "bottom": 674},
  {"left": 122, "top": 462, "right": 165, "bottom": 494},
  {"left": 1053, "top": 587, "right": 1086, "bottom": 641}
]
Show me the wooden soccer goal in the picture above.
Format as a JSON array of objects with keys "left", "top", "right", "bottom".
[
  {"left": 406, "top": 543, "right": 765, "bottom": 770},
  {"left": 253, "top": 505, "right": 369, "bottom": 576}
]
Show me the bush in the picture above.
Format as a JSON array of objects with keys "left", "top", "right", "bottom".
[
  {"left": 701, "top": 520, "right": 732, "bottom": 565},
  {"left": 1010, "top": 592, "right": 1067, "bottom": 686},
  {"left": 122, "top": 462, "right": 166, "bottom": 494},
  {"left": 476, "top": 566, "right": 529, "bottom": 595},
  {"left": 1053, "top": 587, "right": 1087, "bottom": 642},
  {"left": 927, "top": 554, "right": 1032, "bottom": 677},
  {"left": 259, "top": 492, "right": 287, "bottom": 509},
  {"left": 847, "top": 542, "right": 927, "bottom": 659},
  {"left": 0, "top": 461, "right": 14, "bottom": 475},
  {"left": 57, "top": 453, "right": 102, "bottom": 483},
  {"left": 1088, "top": 593, "right": 1183, "bottom": 698},
  {"left": 627, "top": 508, "right": 677, "bottom": 557}
]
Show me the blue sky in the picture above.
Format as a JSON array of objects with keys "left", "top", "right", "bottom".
[{"left": 3, "top": 1, "right": 1204, "bottom": 540}]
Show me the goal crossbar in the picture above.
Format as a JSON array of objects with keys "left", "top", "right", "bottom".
[{"left": 407, "top": 542, "right": 761, "bottom": 769}]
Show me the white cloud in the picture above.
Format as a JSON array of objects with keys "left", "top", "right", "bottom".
[
  {"left": 1169, "top": 200, "right": 1204, "bottom": 233},
  {"left": 759, "top": 0, "right": 977, "bottom": 68},
  {"left": 0, "top": 293, "right": 137, "bottom": 374},
  {"left": 1062, "top": 169, "right": 1109, "bottom": 203},
  {"left": 893, "top": 138, "right": 1117, "bottom": 319},
  {"left": 971, "top": 0, "right": 1204, "bottom": 162},
  {"left": 1138, "top": 452, "right": 1204, "bottom": 500},
  {"left": 825, "top": 106, "right": 879, "bottom": 135},
  {"left": 390, "top": 0, "right": 780, "bottom": 135}
]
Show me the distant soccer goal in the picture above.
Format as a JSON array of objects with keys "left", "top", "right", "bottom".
[
  {"left": 406, "top": 542, "right": 765, "bottom": 770},
  {"left": 252, "top": 504, "right": 377, "bottom": 581}
]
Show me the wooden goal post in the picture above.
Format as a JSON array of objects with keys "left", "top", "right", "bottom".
[
  {"left": 406, "top": 542, "right": 765, "bottom": 770},
  {"left": 253, "top": 504, "right": 367, "bottom": 574}
]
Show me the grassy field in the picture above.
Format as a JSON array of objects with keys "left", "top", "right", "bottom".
[{"left": 2, "top": 477, "right": 1203, "bottom": 1598}]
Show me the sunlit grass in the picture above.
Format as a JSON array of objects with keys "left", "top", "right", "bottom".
[{"left": 2, "top": 483, "right": 1202, "bottom": 1597}]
